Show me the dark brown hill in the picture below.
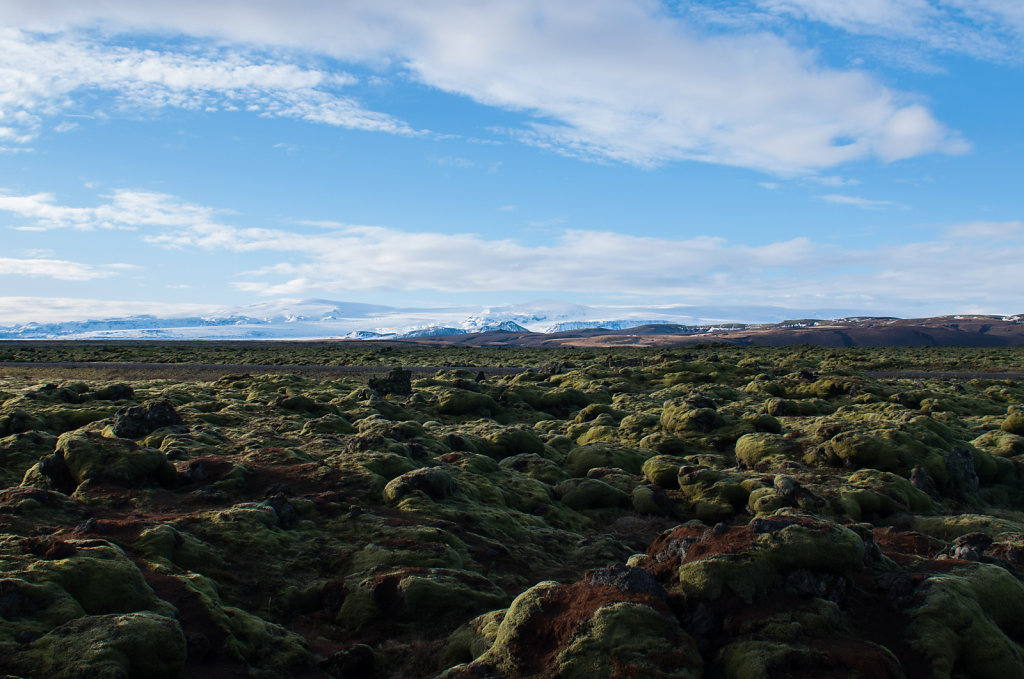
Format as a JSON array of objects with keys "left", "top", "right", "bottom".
[{"left": 394, "top": 315, "right": 1024, "bottom": 348}]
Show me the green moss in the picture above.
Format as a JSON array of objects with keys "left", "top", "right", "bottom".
[
  {"left": 677, "top": 555, "right": 777, "bottom": 602},
  {"left": 347, "top": 540, "right": 464, "bottom": 574},
  {"left": 574, "top": 404, "right": 623, "bottom": 424},
  {"left": 275, "top": 394, "right": 318, "bottom": 412},
  {"left": 575, "top": 425, "right": 621, "bottom": 445},
  {"left": 299, "top": 413, "right": 355, "bottom": 435},
  {"left": 824, "top": 431, "right": 900, "bottom": 470},
  {"left": 760, "top": 520, "right": 865, "bottom": 573},
  {"left": 499, "top": 453, "right": 568, "bottom": 485},
  {"left": 1002, "top": 412, "right": 1024, "bottom": 436},
  {"left": 359, "top": 452, "right": 416, "bottom": 480},
  {"left": 677, "top": 514, "right": 864, "bottom": 604},
  {"left": 133, "top": 524, "right": 229, "bottom": 575},
  {"left": 909, "top": 564, "right": 1024, "bottom": 677},
  {"left": 0, "top": 577, "right": 85, "bottom": 645},
  {"left": 838, "top": 469, "right": 933, "bottom": 521},
  {"left": 734, "top": 433, "right": 794, "bottom": 467},
  {"left": 45, "top": 429, "right": 176, "bottom": 490},
  {"left": 556, "top": 478, "right": 630, "bottom": 510},
  {"left": 747, "top": 487, "right": 787, "bottom": 515},
  {"left": 476, "top": 580, "right": 561, "bottom": 674},
  {"left": 442, "top": 609, "right": 506, "bottom": 666},
  {"left": 914, "top": 514, "right": 1024, "bottom": 540},
  {"left": 678, "top": 468, "right": 752, "bottom": 512},
  {"left": 554, "top": 602, "right": 703, "bottom": 679},
  {"left": 973, "top": 430, "right": 1024, "bottom": 458},
  {"left": 566, "top": 443, "right": 649, "bottom": 477},
  {"left": 638, "top": 432, "right": 689, "bottom": 455},
  {"left": 383, "top": 467, "right": 456, "bottom": 503},
  {"left": 25, "top": 541, "right": 175, "bottom": 617},
  {"left": 631, "top": 485, "right": 679, "bottom": 517},
  {"left": 438, "top": 390, "right": 501, "bottom": 417},
  {"left": 661, "top": 405, "right": 725, "bottom": 435},
  {"left": 399, "top": 571, "right": 507, "bottom": 622},
  {"left": 538, "top": 388, "right": 591, "bottom": 415},
  {"left": 481, "top": 427, "right": 547, "bottom": 459},
  {"left": 176, "top": 572, "right": 315, "bottom": 671},
  {"left": 740, "top": 413, "right": 783, "bottom": 434},
  {"left": 641, "top": 455, "right": 684, "bottom": 488},
  {"left": 14, "top": 612, "right": 186, "bottom": 679},
  {"left": 339, "top": 568, "right": 506, "bottom": 630}
]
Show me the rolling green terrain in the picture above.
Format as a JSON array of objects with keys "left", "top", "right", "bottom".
[{"left": 1, "top": 343, "right": 1024, "bottom": 678}]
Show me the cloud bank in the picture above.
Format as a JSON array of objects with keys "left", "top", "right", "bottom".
[
  {"left": 0, "top": 1, "right": 968, "bottom": 173},
  {"left": 1, "top": 188, "right": 1021, "bottom": 314}
]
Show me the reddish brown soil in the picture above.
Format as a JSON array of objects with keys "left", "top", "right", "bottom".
[{"left": 505, "top": 581, "right": 673, "bottom": 678}]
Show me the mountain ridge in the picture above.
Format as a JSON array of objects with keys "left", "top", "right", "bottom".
[{"left": 1, "top": 298, "right": 1021, "bottom": 346}]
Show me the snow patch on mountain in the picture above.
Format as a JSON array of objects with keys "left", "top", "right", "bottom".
[
  {"left": 545, "top": 320, "right": 675, "bottom": 333},
  {"left": 0, "top": 298, "right": 868, "bottom": 340}
]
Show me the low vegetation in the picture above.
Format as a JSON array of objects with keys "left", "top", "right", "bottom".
[{"left": 1, "top": 343, "right": 1023, "bottom": 677}]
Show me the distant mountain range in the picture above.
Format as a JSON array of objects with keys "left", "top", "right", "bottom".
[
  {"left": 1, "top": 298, "right": 1021, "bottom": 347},
  {"left": 0, "top": 298, "right": 857, "bottom": 340}
]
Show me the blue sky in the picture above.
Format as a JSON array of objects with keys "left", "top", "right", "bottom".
[{"left": 1, "top": 0, "right": 1022, "bottom": 323}]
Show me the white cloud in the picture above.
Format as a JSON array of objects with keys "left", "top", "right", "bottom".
[
  {"left": 433, "top": 156, "right": 476, "bottom": 168},
  {"left": 0, "top": 297, "right": 223, "bottom": 324},
  {"left": 945, "top": 220, "right": 1024, "bottom": 239},
  {"left": 807, "top": 175, "right": 861, "bottom": 187},
  {"left": 527, "top": 217, "right": 567, "bottom": 228},
  {"left": 0, "top": 26, "right": 414, "bottom": 145},
  {"left": 0, "top": 1, "right": 965, "bottom": 173},
  {"left": 819, "top": 193, "right": 904, "bottom": 209},
  {"left": 0, "top": 257, "right": 122, "bottom": 280},
  {"left": 757, "top": 0, "right": 940, "bottom": 35},
  {"left": 0, "top": 189, "right": 222, "bottom": 230},
  {"left": 755, "top": 0, "right": 1024, "bottom": 61},
  {"left": 4, "top": 187, "right": 1023, "bottom": 314}
]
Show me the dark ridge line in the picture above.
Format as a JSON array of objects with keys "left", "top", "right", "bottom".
[{"left": 0, "top": 361, "right": 529, "bottom": 374}]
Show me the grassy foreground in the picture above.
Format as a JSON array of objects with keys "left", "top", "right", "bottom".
[{"left": 1, "top": 343, "right": 1024, "bottom": 678}]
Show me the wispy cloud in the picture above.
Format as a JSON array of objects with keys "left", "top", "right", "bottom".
[
  {"left": 0, "top": 26, "right": 415, "bottom": 146},
  {"left": 945, "top": 220, "right": 1024, "bottom": 240},
  {"left": 433, "top": 156, "right": 476, "bottom": 168},
  {"left": 0, "top": 296, "right": 223, "bottom": 324},
  {"left": 0, "top": 256, "right": 125, "bottom": 280},
  {"left": 0, "top": 189, "right": 223, "bottom": 230},
  {"left": 807, "top": 175, "right": 861, "bottom": 187},
  {"left": 755, "top": 0, "right": 1024, "bottom": 62},
  {"left": 0, "top": 2, "right": 966, "bottom": 173},
  {"left": 819, "top": 193, "right": 905, "bottom": 209},
  {"left": 3, "top": 187, "right": 1021, "bottom": 312}
]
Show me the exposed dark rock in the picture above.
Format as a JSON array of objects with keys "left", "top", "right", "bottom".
[
  {"left": 588, "top": 563, "right": 667, "bottom": 601},
  {"left": 909, "top": 465, "right": 937, "bottom": 496},
  {"left": 112, "top": 400, "right": 183, "bottom": 439},
  {"left": 944, "top": 447, "right": 980, "bottom": 497},
  {"left": 368, "top": 367, "right": 412, "bottom": 397},
  {"left": 323, "top": 644, "right": 375, "bottom": 678},
  {"left": 948, "top": 532, "right": 994, "bottom": 561},
  {"left": 264, "top": 492, "right": 300, "bottom": 529}
]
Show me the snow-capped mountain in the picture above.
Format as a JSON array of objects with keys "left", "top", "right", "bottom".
[
  {"left": 0, "top": 298, "right": 865, "bottom": 340},
  {"left": 545, "top": 320, "right": 675, "bottom": 333},
  {"left": 461, "top": 300, "right": 593, "bottom": 332}
]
